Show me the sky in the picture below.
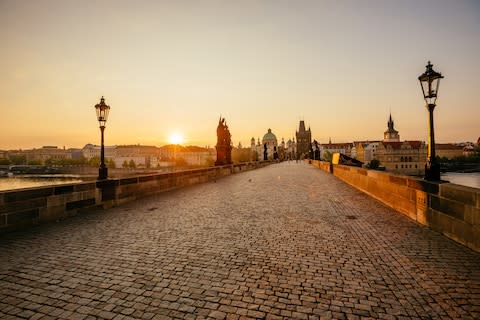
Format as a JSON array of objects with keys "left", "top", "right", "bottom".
[{"left": 1, "top": 0, "right": 479, "bottom": 150}]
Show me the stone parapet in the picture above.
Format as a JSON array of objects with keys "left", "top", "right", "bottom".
[
  {"left": 311, "top": 160, "right": 480, "bottom": 252},
  {"left": 0, "top": 161, "right": 271, "bottom": 233}
]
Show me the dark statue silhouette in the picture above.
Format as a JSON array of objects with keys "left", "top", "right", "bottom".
[
  {"left": 313, "top": 140, "right": 320, "bottom": 160},
  {"left": 215, "top": 117, "right": 232, "bottom": 165}
]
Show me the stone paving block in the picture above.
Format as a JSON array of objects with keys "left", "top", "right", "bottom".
[{"left": 0, "top": 162, "right": 479, "bottom": 319}]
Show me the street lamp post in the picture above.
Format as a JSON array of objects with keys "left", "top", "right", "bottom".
[
  {"left": 418, "top": 61, "right": 444, "bottom": 181},
  {"left": 94, "top": 96, "right": 110, "bottom": 180}
]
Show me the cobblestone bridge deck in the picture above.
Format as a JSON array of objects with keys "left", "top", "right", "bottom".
[{"left": 1, "top": 162, "right": 479, "bottom": 319}]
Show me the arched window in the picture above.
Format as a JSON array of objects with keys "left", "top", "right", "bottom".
[
  {"left": 409, "top": 156, "right": 412, "bottom": 162},
  {"left": 400, "top": 156, "right": 404, "bottom": 162}
]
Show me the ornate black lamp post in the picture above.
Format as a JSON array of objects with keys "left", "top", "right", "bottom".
[
  {"left": 418, "top": 61, "right": 444, "bottom": 181},
  {"left": 94, "top": 96, "right": 110, "bottom": 180}
]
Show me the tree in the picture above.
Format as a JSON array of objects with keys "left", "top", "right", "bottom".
[
  {"left": 367, "top": 159, "right": 381, "bottom": 169},
  {"left": 204, "top": 157, "right": 215, "bottom": 167},
  {"left": 88, "top": 157, "right": 100, "bottom": 167},
  {"left": 0, "top": 159, "right": 11, "bottom": 165},
  {"left": 9, "top": 155, "right": 26, "bottom": 165},
  {"left": 27, "top": 160, "right": 42, "bottom": 165},
  {"left": 107, "top": 158, "right": 116, "bottom": 168},
  {"left": 128, "top": 159, "right": 136, "bottom": 169},
  {"left": 76, "top": 156, "right": 88, "bottom": 165},
  {"left": 322, "top": 151, "right": 333, "bottom": 163}
]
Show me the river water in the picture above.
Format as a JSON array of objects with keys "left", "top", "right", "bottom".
[
  {"left": 0, "top": 176, "right": 87, "bottom": 191},
  {"left": 441, "top": 172, "right": 480, "bottom": 189},
  {"left": 1, "top": 172, "right": 479, "bottom": 191}
]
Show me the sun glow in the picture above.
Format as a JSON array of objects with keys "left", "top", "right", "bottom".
[{"left": 168, "top": 132, "right": 184, "bottom": 145}]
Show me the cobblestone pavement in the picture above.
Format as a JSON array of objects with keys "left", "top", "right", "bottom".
[{"left": 1, "top": 162, "right": 479, "bottom": 320}]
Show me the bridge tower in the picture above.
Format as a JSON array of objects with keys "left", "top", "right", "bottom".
[{"left": 296, "top": 120, "right": 312, "bottom": 159}]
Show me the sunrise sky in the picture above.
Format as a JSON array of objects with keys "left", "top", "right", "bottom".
[{"left": 1, "top": 0, "right": 479, "bottom": 150}]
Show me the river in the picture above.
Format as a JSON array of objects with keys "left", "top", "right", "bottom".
[
  {"left": 0, "top": 175, "right": 87, "bottom": 191},
  {"left": 441, "top": 172, "right": 480, "bottom": 189},
  {"left": 1, "top": 172, "right": 479, "bottom": 192}
]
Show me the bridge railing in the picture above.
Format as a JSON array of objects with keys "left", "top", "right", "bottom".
[
  {"left": 311, "top": 160, "right": 480, "bottom": 252},
  {"left": 0, "top": 161, "right": 271, "bottom": 233}
]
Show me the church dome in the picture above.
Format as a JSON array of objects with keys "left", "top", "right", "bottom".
[{"left": 262, "top": 128, "right": 277, "bottom": 144}]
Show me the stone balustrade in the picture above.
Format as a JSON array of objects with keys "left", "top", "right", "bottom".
[
  {"left": 311, "top": 160, "right": 480, "bottom": 252},
  {"left": 0, "top": 162, "right": 271, "bottom": 233}
]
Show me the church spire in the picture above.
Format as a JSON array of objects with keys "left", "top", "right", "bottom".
[
  {"left": 384, "top": 113, "right": 400, "bottom": 142},
  {"left": 388, "top": 113, "right": 394, "bottom": 130}
]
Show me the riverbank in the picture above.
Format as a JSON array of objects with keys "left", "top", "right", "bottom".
[{"left": 441, "top": 162, "right": 480, "bottom": 173}]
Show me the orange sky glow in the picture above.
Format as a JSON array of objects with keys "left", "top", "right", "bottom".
[{"left": 1, "top": 0, "right": 479, "bottom": 150}]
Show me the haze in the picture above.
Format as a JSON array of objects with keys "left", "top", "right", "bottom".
[{"left": 1, "top": 0, "right": 479, "bottom": 149}]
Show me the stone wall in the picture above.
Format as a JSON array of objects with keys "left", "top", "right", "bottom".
[
  {"left": 311, "top": 160, "right": 480, "bottom": 252},
  {"left": 0, "top": 162, "right": 271, "bottom": 233}
]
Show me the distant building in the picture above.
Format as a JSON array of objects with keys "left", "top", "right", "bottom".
[
  {"left": 462, "top": 145, "right": 475, "bottom": 157},
  {"left": 82, "top": 144, "right": 116, "bottom": 160},
  {"left": 456, "top": 138, "right": 480, "bottom": 156},
  {"left": 67, "top": 148, "right": 84, "bottom": 160},
  {"left": 2, "top": 146, "right": 72, "bottom": 164},
  {"left": 232, "top": 144, "right": 252, "bottom": 163},
  {"left": 250, "top": 138, "right": 258, "bottom": 161},
  {"left": 29, "top": 146, "right": 71, "bottom": 163},
  {"left": 262, "top": 129, "right": 278, "bottom": 159},
  {"left": 376, "top": 141, "right": 427, "bottom": 175},
  {"left": 278, "top": 138, "right": 286, "bottom": 161},
  {"left": 285, "top": 137, "right": 297, "bottom": 160},
  {"left": 368, "top": 115, "right": 427, "bottom": 175},
  {"left": 383, "top": 114, "right": 400, "bottom": 142},
  {"left": 355, "top": 141, "right": 381, "bottom": 163},
  {"left": 251, "top": 128, "right": 279, "bottom": 160},
  {"left": 81, "top": 144, "right": 165, "bottom": 168},
  {"left": 354, "top": 114, "right": 428, "bottom": 175},
  {"left": 180, "top": 146, "right": 215, "bottom": 166},
  {"left": 159, "top": 145, "right": 215, "bottom": 167},
  {"left": 320, "top": 140, "right": 353, "bottom": 159},
  {"left": 115, "top": 145, "right": 161, "bottom": 168},
  {"left": 296, "top": 121, "right": 311, "bottom": 159},
  {"left": 436, "top": 144, "right": 464, "bottom": 159}
]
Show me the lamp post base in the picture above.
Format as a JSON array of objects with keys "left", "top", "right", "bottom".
[
  {"left": 425, "top": 162, "right": 440, "bottom": 181},
  {"left": 98, "top": 167, "right": 108, "bottom": 180}
]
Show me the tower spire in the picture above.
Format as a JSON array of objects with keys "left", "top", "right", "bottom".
[
  {"left": 384, "top": 113, "right": 399, "bottom": 142},
  {"left": 388, "top": 113, "right": 394, "bottom": 130}
]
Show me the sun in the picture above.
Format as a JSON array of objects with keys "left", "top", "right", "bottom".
[{"left": 168, "top": 132, "right": 184, "bottom": 145}]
